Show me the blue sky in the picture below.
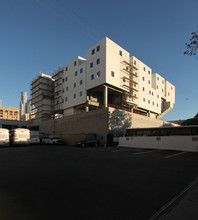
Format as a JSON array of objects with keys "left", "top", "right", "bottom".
[{"left": 0, "top": 0, "right": 197, "bottom": 121}]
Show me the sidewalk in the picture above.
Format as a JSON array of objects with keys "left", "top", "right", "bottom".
[{"left": 159, "top": 184, "right": 198, "bottom": 219}]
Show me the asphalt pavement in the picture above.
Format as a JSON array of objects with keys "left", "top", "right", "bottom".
[{"left": 0, "top": 145, "right": 198, "bottom": 220}]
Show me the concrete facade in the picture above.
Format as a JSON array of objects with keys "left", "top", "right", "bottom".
[{"left": 31, "top": 73, "right": 54, "bottom": 122}]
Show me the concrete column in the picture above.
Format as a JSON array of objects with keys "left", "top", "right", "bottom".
[{"left": 104, "top": 86, "right": 108, "bottom": 108}]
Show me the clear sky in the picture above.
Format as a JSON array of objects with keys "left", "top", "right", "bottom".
[{"left": 0, "top": 0, "right": 197, "bottom": 121}]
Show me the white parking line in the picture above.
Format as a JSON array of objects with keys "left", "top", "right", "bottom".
[
  {"left": 134, "top": 149, "right": 163, "bottom": 155},
  {"left": 165, "top": 151, "right": 187, "bottom": 159},
  {"left": 111, "top": 149, "right": 135, "bottom": 153}
]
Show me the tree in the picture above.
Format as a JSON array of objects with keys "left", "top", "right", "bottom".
[
  {"left": 184, "top": 31, "right": 198, "bottom": 56},
  {"left": 109, "top": 109, "right": 132, "bottom": 136}
]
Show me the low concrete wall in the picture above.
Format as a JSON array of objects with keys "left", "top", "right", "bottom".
[{"left": 119, "top": 136, "right": 198, "bottom": 152}]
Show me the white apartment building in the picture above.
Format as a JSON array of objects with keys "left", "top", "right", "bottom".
[{"left": 52, "top": 37, "right": 175, "bottom": 119}]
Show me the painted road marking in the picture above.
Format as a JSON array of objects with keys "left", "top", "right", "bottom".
[
  {"left": 165, "top": 151, "right": 187, "bottom": 159},
  {"left": 134, "top": 149, "right": 163, "bottom": 155}
]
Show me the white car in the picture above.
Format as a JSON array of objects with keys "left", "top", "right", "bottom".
[{"left": 42, "top": 136, "right": 63, "bottom": 144}]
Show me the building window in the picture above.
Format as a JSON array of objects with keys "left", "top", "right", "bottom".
[
  {"left": 142, "top": 87, "right": 145, "bottom": 91},
  {"left": 111, "top": 71, "right": 115, "bottom": 77},
  {"left": 152, "top": 92, "right": 154, "bottom": 96},
  {"left": 143, "top": 98, "right": 145, "bottom": 102},
  {"left": 74, "top": 94, "right": 76, "bottom": 99},
  {"left": 75, "top": 71, "right": 78, "bottom": 76},
  {"left": 65, "top": 67, "right": 68, "bottom": 71},
  {"left": 134, "top": 83, "right": 136, "bottom": 87},
  {"left": 157, "top": 103, "right": 159, "bottom": 107},
  {"left": 90, "top": 62, "right": 93, "bottom": 68},
  {"left": 66, "top": 86, "right": 68, "bottom": 91},
  {"left": 157, "top": 77, "right": 159, "bottom": 80},
  {"left": 171, "top": 86, "right": 173, "bottom": 90},
  {"left": 65, "top": 97, "right": 68, "bottom": 102},
  {"left": 80, "top": 68, "right": 83, "bottom": 74},
  {"left": 168, "top": 92, "right": 170, "bottom": 96},
  {"left": 74, "top": 83, "right": 76, "bottom": 88},
  {"left": 123, "top": 78, "right": 126, "bottom": 82},
  {"left": 91, "top": 74, "right": 94, "bottom": 80},
  {"left": 62, "top": 88, "right": 64, "bottom": 93},
  {"left": 157, "top": 95, "right": 159, "bottom": 98},
  {"left": 62, "top": 98, "right": 64, "bottom": 103},
  {"left": 148, "top": 80, "right": 150, "bottom": 84},
  {"left": 96, "top": 45, "right": 100, "bottom": 52},
  {"left": 80, "top": 80, "right": 83, "bottom": 85},
  {"left": 143, "top": 67, "right": 146, "bottom": 71},
  {"left": 153, "top": 102, "right": 154, "bottom": 106},
  {"left": 92, "top": 49, "right": 95, "bottom": 55},
  {"left": 134, "top": 60, "right": 136, "bottom": 65},
  {"left": 80, "top": 91, "right": 83, "bottom": 97},
  {"left": 157, "top": 85, "right": 158, "bottom": 89},
  {"left": 65, "top": 77, "right": 68, "bottom": 82},
  {"left": 96, "top": 58, "right": 100, "bottom": 65},
  {"left": 74, "top": 61, "right": 77, "bottom": 66},
  {"left": 97, "top": 71, "right": 100, "bottom": 78},
  {"left": 162, "top": 80, "right": 164, "bottom": 84},
  {"left": 148, "top": 70, "right": 150, "bottom": 75},
  {"left": 142, "top": 77, "right": 145, "bottom": 81},
  {"left": 148, "top": 100, "right": 150, "bottom": 104},
  {"left": 119, "top": 50, "right": 122, "bottom": 56},
  {"left": 162, "top": 89, "right": 164, "bottom": 92},
  {"left": 62, "top": 78, "right": 64, "bottom": 83}
]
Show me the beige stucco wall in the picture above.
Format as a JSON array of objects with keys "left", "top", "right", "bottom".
[{"left": 38, "top": 108, "right": 109, "bottom": 145}]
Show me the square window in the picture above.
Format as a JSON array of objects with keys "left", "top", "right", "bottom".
[
  {"left": 91, "top": 74, "right": 94, "bottom": 80},
  {"left": 92, "top": 49, "right": 95, "bottom": 55},
  {"left": 97, "top": 71, "right": 100, "bottom": 78},
  {"left": 96, "top": 58, "right": 100, "bottom": 65},
  {"left": 96, "top": 45, "right": 100, "bottom": 52},
  {"left": 80, "top": 68, "right": 83, "bottom": 74},
  {"left": 111, "top": 71, "right": 115, "bottom": 77},
  {"left": 90, "top": 62, "right": 93, "bottom": 68}
]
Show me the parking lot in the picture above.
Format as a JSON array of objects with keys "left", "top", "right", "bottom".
[{"left": 0, "top": 144, "right": 198, "bottom": 219}]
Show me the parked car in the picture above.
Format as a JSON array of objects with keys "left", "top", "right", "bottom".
[
  {"left": 76, "top": 139, "right": 99, "bottom": 147},
  {"left": 42, "top": 136, "right": 63, "bottom": 145}
]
